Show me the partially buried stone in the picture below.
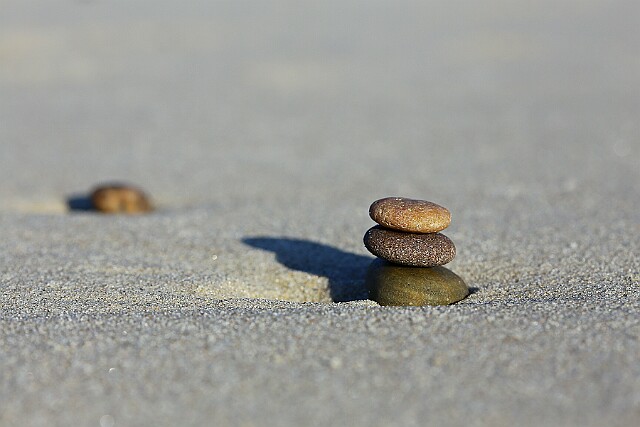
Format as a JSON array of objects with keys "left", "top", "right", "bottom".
[
  {"left": 366, "top": 259, "right": 469, "bottom": 306},
  {"left": 90, "top": 184, "right": 153, "bottom": 214},
  {"left": 369, "top": 197, "right": 451, "bottom": 233},
  {"left": 363, "top": 225, "right": 455, "bottom": 267}
]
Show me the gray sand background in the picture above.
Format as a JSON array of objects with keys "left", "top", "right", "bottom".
[{"left": 1, "top": 1, "right": 639, "bottom": 425}]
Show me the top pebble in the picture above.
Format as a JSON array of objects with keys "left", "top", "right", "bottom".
[{"left": 369, "top": 197, "right": 451, "bottom": 233}]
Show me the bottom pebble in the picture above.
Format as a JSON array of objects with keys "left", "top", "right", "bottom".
[{"left": 366, "top": 258, "right": 469, "bottom": 306}]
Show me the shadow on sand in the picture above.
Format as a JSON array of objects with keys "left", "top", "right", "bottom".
[
  {"left": 66, "top": 194, "right": 94, "bottom": 211},
  {"left": 243, "top": 237, "right": 373, "bottom": 302}
]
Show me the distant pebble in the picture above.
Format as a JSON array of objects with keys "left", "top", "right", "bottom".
[
  {"left": 90, "top": 184, "right": 153, "bottom": 214},
  {"left": 366, "top": 259, "right": 469, "bottom": 306},
  {"left": 369, "top": 197, "right": 451, "bottom": 233},
  {"left": 363, "top": 226, "right": 455, "bottom": 267}
]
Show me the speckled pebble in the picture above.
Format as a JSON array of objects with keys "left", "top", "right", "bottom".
[
  {"left": 369, "top": 197, "right": 451, "bottom": 233},
  {"left": 363, "top": 225, "right": 456, "bottom": 266},
  {"left": 366, "top": 259, "right": 469, "bottom": 306},
  {"left": 90, "top": 184, "right": 153, "bottom": 214}
]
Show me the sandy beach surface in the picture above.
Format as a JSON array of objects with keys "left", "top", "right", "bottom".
[{"left": 1, "top": 1, "right": 639, "bottom": 425}]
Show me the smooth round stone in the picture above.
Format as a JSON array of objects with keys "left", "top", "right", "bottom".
[
  {"left": 363, "top": 226, "right": 455, "bottom": 267},
  {"left": 90, "top": 184, "right": 153, "bottom": 214},
  {"left": 366, "top": 259, "right": 469, "bottom": 306},
  {"left": 369, "top": 197, "right": 451, "bottom": 233}
]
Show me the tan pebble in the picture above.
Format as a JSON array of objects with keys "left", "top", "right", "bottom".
[
  {"left": 369, "top": 197, "right": 451, "bottom": 233},
  {"left": 363, "top": 225, "right": 456, "bottom": 267},
  {"left": 90, "top": 184, "right": 153, "bottom": 214}
]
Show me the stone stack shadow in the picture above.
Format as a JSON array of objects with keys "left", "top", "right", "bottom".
[{"left": 243, "top": 237, "right": 372, "bottom": 302}]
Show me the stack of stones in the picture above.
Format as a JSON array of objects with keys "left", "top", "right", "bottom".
[{"left": 363, "top": 197, "right": 469, "bottom": 306}]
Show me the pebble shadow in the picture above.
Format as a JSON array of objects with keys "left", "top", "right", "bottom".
[
  {"left": 242, "top": 237, "right": 373, "bottom": 302},
  {"left": 66, "top": 194, "right": 94, "bottom": 211}
]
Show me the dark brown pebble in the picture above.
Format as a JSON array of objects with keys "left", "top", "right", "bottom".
[
  {"left": 90, "top": 184, "right": 153, "bottom": 214},
  {"left": 363, "top": 225, "right": 455, "bottom": 267}
]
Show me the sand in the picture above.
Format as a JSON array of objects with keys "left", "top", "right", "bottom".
[{"left": 1, "top": 1, "right": 639, "bottom": 425}]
